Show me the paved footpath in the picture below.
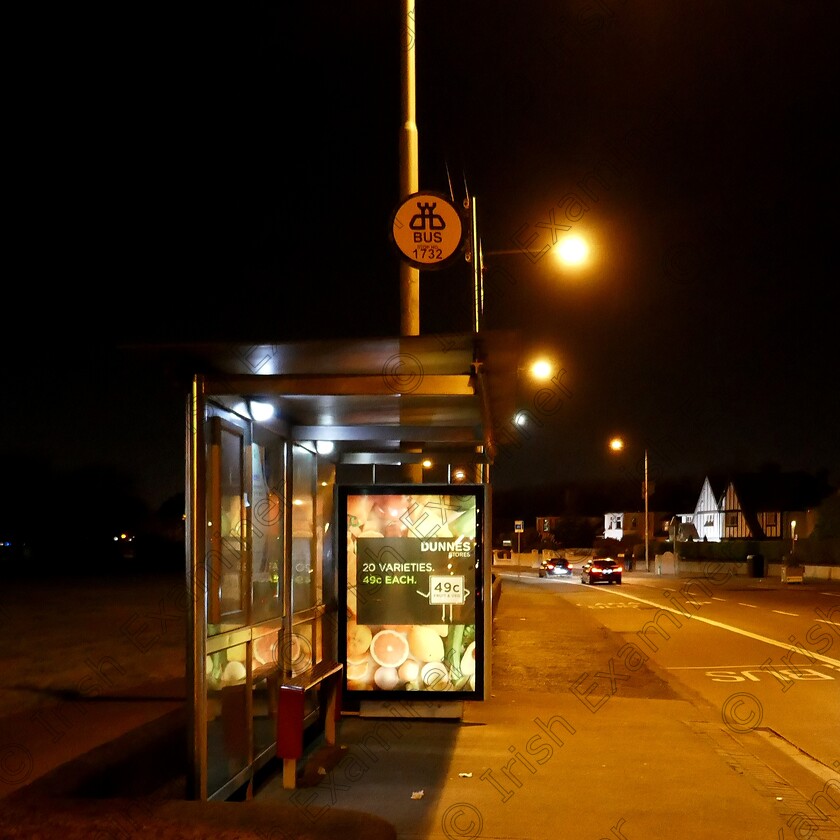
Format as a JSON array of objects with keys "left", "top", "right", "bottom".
[
  {"left": 3, "top": 571, "right": 840, "bottom": 838},
  {"left": 256, "top": 570, "right": 840, "bottom": 838}
]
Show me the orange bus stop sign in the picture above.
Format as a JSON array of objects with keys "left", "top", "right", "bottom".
[{"left": 391, "top": 191, "right": 465, "bottom": 270}]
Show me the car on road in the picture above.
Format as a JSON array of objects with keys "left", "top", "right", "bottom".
[
  {"left": 581, "top": 558, "right": 623, "bottom": 584},
  {"left": 538, "top": 557, "right": 572, "bottom": 578}
]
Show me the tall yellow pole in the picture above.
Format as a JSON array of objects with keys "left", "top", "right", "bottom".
[
  {"left": 400, "top": 0, "right": 420, "bottom": 335},
  {"left": 644, "top": 448, "right": 650, "bottom": 573}
]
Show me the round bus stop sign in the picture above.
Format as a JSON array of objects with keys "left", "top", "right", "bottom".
[{"left": 391, "top": 191, "right": 465, "bottom": 270}]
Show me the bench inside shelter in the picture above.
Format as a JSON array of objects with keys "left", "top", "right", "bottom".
[{"left": 276, "top": 659, "right": 343, "bottom": 789}]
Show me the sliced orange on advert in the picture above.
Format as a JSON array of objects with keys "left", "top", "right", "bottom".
[
  {"left": 347, "top": 621, "right": 373, "bottom": 659},
  {"left": 369, "top": 629, "right": 410, "bottom": 668},
  {"left": 346, "top": 653, "right": 376, "bottom": 689}
]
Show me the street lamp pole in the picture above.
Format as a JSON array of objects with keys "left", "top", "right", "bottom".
[
  {"left": 482, "top": 235, "right": 591, "bottom": 266},
  {"left": 608, "top": 436, "right": 649, "bottom": 573},
  {"left": 399, "top": 0, "right": 419, "bottom": 336},
  {"left": 644, "top": 448, "right": 649, "bottom": 573}
]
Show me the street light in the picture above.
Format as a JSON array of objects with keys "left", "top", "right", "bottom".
[
  {"left": 529, "top": 358, "right": 553, "bottom": 380},
  {"left": 475, "top": 233, "right": 592, "bottom": 332},
  {"left": 791, "top": 519, "right": 797, "bottom": 558},
  {"left": 555, "top": 234, "right": 589, "bottom": 266},
  {"left": 482, "top": 234, "right": 592, "bottom": 267},
  {"left": 609, "top": 437, "right": 650, "bottom": 573}
]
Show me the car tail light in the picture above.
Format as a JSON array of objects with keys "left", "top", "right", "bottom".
[{"left": 616, "top": 565, "right": 623, "bottom": 572}]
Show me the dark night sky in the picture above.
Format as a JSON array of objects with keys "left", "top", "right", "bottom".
[{"left": 4, "top": 2, "right": 839, "bottom": 513}]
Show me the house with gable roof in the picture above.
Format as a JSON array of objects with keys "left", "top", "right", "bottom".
[
  {"left": 610, "top": 470, "right": 832, "bottom": 551},
  {"left": 719, "top": 471, "right": 827, "bottom": 543},
  {"left": 688, "top": 475, "right": 724, "bottom": 542}
]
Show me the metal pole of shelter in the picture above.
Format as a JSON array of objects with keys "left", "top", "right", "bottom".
[{"left": 470, "top": 196, "right": 482, "bottom": 333}]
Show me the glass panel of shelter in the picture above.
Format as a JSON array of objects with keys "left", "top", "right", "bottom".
[
  {"left": 207, "top": 417, "right": 249, "bottom": 633},
  {"left": 200, "top": 409, "right": 339, "bottom": 798},
  {"left": 251, "top": 433, "right": 284, "bottom": 623}
]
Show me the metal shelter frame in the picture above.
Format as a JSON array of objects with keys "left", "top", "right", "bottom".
[{"left": 162, "top": 332, "right": 517, "bottom": 800}]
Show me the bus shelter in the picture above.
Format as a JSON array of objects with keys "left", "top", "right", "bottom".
[{"left": 174, "top": 332, "right": 516, "bottom": 801}]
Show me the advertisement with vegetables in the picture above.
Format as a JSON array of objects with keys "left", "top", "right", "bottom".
[{"left": 339, "top": 487, "right": 484, "bottom": 700}]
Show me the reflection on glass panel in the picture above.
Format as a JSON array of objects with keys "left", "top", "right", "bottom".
[
  {"left": 252, "top": 629, "right": 279, "bottom": 671},
  {"left": 205, "top": 642, "right": 249, "bottom": 794},
  {"left": 251, "top": 442, "right": 284, "bottom": 623},
  {"left": 286, "top": 621, "right": 314, "bottom": 676},
  {"left": 252, "top": 631, "right": 279, "bottom": 758},
  {"left": 291, "top": 536, "right": 313, "bottom": 612},
  {"left": 281, "top": 621, "right": 320, "bottom": 737},
  {"left": 292, "top": 447, "right": 316, "bottom": 611},
  {"left": 252, "top": 673, "right": 277, "bottom": 759},
  {"left": 208, "top": 419, "right": 247, "bottom": 633},
  {"left": 318, "top": 460, "right": 337, "bottom": 608},
  {"left": 315, "top": 460, "right": 337, "bottom": 662},
  {"left": 219, "top": 427, "right": 245, "bottom": 617}
]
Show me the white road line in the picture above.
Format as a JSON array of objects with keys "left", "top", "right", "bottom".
[
  {"left": 665, "top": 664, "right": 760, "bottom": 670},
  {"left": 595, "top": 588, "right": 840, "bottom": 668},
  {"left": 816, "top": 619, "right": 840, "bottom": 627},
  {"left": 771, "top": 609, "right": 799, "bottom": 616},
  {"left": 711, "top": 597, "right": 726, "bottom": 601},
  {"left": 737, "top": 602, "right": 758, "bottom": 608},
  {"left": 822, "top": 592, "right": 840, "bottom": 598},
  {"left": 666, "top": 663, "right": 840, "bottom": 671}
]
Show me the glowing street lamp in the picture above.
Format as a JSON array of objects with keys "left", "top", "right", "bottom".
[
  {"left": 510, "top": 356, "right": 561, "bottom": 432},
  {"left": 476, "top": 231, "right": 592, "bottom": 333},
  {"left": 483, "top": 233, "right": 592, "bottom": 268},
  {"left": 791, "top": 519, "right": 797, "bottom": 558},
  {"left": 554, "top": 234, "right": 589, "bottom": 267},
  {"left": 609, "top": 437, "right": 650, "bottom": 573},
  {"left": 530, "top": 358, "right": 553, "bottom": 380}
]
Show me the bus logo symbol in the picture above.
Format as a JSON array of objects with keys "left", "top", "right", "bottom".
[{"left": 391, "top": 191, "right": 464, "bottom": 269}]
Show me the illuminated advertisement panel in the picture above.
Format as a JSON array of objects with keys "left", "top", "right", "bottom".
[{"left": 338, "top": 485, "right": 485, "bottom": 704}]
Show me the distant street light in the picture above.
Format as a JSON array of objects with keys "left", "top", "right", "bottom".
[
  {"left": 530, "top": 359, "right": 553, "bottom": 380},
  {"left": 511, "top": 356, "right": 561, "bottom": 430},
  {"left": 609, "top": 437, "right": 650, "bottom": 573},
  {"left": 791, "top": 519, "right": 797, "bottom": 558}
]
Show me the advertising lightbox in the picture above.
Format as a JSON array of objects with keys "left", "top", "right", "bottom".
[{"left": 338, "top": 485, "right": 486, "bottom": 705}]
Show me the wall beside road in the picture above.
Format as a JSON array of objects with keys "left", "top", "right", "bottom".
[
  {"left": 675, "top": 558, "right": 840, "bottom": 582},
  {"left": 677, "top": 536, "right": 840, "bottom": 566}
]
